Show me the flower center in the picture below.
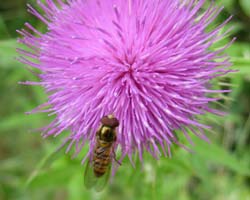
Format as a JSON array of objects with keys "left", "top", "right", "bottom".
[{"left": 124, "top": 53, "right": 137, "bottom": 75}]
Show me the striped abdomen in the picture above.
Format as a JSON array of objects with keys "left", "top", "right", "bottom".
[{"left": 93, "top": 142, "right": 112, "bottom": 177}]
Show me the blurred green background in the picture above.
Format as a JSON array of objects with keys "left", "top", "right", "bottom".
[{"left": 0, "top": 0, "right": 250, "bottom": 199}]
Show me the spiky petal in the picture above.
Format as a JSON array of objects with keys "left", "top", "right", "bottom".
[{"left": 18, "top": 0, "right": 233, "bottom": 164}]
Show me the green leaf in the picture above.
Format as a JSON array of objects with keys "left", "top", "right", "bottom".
[
  {"left": 27, "top": 164, "right": 78, "bottom": 188},
  {"left": 231, "top": 57, "right": 250, "bottom": 74},
  {"left": 239, "top": 0, "right": 250, "bottom": 17},
  {"left": 0, "top": 16, "right": 10, "bottom": 39},
  {"left": 0, "top": 113, "right": 47, "bottom": 132},
  {"left": 0, "top": 39, "right": 22, "bottom": 68},
  {"left": 192, "top": 136, "right": 250, "bottom": 176},
  {"left": 24, "top": 140, "right": 71, "bottom": 189}
]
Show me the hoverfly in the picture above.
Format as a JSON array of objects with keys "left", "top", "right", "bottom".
[{"left": 84, "top": 115, "right": 120, "bottom": 191}]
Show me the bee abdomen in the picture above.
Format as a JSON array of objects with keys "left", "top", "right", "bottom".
[
  {"left": 93, "top": 159, "right": 110, "bottom": 177},
  {"left": 94, "top": 166, "right": 107, "bottom": 177},
  {"left": 93, "top": 146, "right": 111, "bottom": 177}
]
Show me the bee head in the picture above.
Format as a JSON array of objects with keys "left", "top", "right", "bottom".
[{"left": 101, "top": 115, "right": 119, "bottom": 128}]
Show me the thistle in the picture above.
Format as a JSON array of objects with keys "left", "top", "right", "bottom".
[{"left": 18, "top": 0, "right": 233, "bottom": 165}]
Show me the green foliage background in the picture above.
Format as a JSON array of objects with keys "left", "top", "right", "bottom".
[{"left": 0, "top": 0, "right": 250, "bottom": 199}]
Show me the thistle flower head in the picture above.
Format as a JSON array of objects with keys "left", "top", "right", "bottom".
[{"left": 18, "top": 0, "right": 233, "bottom": 164}]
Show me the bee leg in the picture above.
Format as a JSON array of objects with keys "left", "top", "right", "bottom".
[
  {"left": 112, "top": 149, "right": 121, "bottom": 165},
  {"left": 115, "top": 158, "right": 122, "bottom": 166}
]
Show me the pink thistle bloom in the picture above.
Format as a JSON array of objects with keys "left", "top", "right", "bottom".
[{"left": 18, "top": 0, "right": 233, "bottom": 164}]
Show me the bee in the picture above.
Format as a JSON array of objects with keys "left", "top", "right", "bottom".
[{"left": 84, "top": 114, "right": 120, "bottom": 191}]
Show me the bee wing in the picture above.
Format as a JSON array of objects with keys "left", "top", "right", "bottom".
[
  {"left": 84, "top": 158, "right": 111, "bottom": 191},
  {"left": 93, "top": 146, "right": 117, "bottom": 192},
  {"left": 84, "top": 159, "right": 98, "bottom": 189},
  {"left": 93, "top": 163, "right": 111, "bottom": 192}
]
